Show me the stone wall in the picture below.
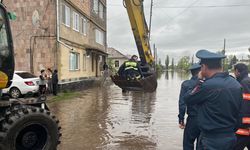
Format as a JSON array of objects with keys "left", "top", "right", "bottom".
[
  {"left": 5, "top": 0, "right": 57, "bottom": 75},
  {"left": 58, "top": 78, "right": 100, "bottom": 92}
]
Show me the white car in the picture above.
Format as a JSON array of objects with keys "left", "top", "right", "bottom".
[{"left": 2, "top": 71, "right": 39, "bottom": 98}]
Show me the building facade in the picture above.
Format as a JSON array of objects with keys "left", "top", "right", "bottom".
[
  {"left": 107, "top": 47, "right": 128, "bottom": 71},
  {"left": 5, "top": 0, "right": 107, "bottom": 88}
]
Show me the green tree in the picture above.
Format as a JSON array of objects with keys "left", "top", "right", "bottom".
[
  {"left": 165, "top": 55, "right": 169, "bottom": 70},
  {"left": 156, "top": 59, "right": 163, "bottom": 73},
  {"left": 159, "top": 59, "right": 162, "bottom": 66},
  {"left": 107, "top": 59, "right": 116, "bottom": 74},
  {"left": 171, "top": 58, "right": 174, "bottom": 70},
  {"left": 177, "top": 56, "right": 191, "bottom": 72}
]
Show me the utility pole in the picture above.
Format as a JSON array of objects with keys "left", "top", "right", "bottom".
[
  {"left": 153, "top": 44, "right": 157, "bottom": 70},
  {"left": 149, "top": 0, "right": 153, "bottom": 40},
  {"left": 223, "top": 38, "right": 226, "bottom": 53},
  {"left": 222, "top": 38, "right": 226, "bottom": 71}
]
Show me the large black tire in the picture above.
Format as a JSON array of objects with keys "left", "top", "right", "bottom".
[{"left": 0, "top": 105, "right": 61, "bottom": 150}]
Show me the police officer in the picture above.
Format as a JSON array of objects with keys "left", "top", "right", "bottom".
[
  {"left": 178, "top": 63, "right": 201, "bottom": 150},
  {"left": 184, "top": 49, "right": 242, "bottom": 150},
  {"left": 234, "top": 63, "right": 250, "bottom": 150}
]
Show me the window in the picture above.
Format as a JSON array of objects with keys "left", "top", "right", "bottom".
[
  {"left": 83, "top": 54, "right": 86, "bottom": 70},
  {"left": 62, "top": 4, "right": 70, "bottom": 27},
  {"left": 81, "top": 17, "right": 87, "bottom": 36},
  {"left": 0, "top": 13, "right": 9, "bottom": 58},
  {"left": 115, "top": 61, "right": 119, "bottom": 68},
  {"left": 99, "top": 3, "right": 104, "bottom": 19},
  {"left": 16, "top": 72, "right": 37, "bottom": 79},
  {"left": 69, "top": 52, "right": 80, "bottom": 70},
  {"left": 93, "top": 0, "right": 98, "bottom": 14},
  {"left": 95, "top": 29, "right": 104, "bottom": 45},
  {"left": 73, "top": 11, "right": 79, "bottom": 31}
]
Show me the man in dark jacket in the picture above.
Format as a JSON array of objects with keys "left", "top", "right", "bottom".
[
  {"left": 234, "top": 63, "right": 250, "bottom": 150},
  {"left": 184, "top": 49, "right": 242, "bottom": 150},
  {"left": 118, "top": 55, "right": 142, "bottom": 80},
  {"left": 52, "top": 69, "right": 58, "bottom": 96},
  {"left": 178, "top": 63, "right": 201, "bottom": 150}
]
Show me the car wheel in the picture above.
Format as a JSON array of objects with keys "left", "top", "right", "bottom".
[{"left": 9, "top": 87, "right": 21, "bottom": 98}]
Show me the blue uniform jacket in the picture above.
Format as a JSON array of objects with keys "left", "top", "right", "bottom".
[
  {"left": 178, "top": 76, "right": 199, "bottom": 123},
  {"left": 184, "top": 72, "right": 242, "bottom": 134},
  {"left": 237, "top": 75, "right": 250, "bottom": 128}
]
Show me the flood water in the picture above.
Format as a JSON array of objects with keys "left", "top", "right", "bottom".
[{"left": 49, "top": 71, "right": 190, "bottom": 150}]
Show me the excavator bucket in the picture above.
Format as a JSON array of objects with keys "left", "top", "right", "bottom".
[{"left": 111, "top": 73, "right": 157, "bottom": 92}]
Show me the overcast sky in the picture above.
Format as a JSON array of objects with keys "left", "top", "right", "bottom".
[{"left": 107, "top": 0, "right": 250, "bottom": 63}]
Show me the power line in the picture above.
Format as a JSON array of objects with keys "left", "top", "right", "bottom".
[
  {"left": 167, "top": 0, "right": 200, "bottom": 23},
  {"left": 109, "top": 4, "right": 250, "bottom": 8},
  {"left": 154, "top": 4, "right": 250, "bottom": 8}
]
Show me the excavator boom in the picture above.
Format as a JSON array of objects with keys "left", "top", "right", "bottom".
[
  {"left": 124, "top": 0, "right": 154, "bottom": 65},
  {"left": 111, "top": 0, "right": 157, "bottom": 92}
]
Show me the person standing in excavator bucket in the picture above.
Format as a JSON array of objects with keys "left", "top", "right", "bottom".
[{"left": 118, "top": 55, "right": 143, "bottom": 80}]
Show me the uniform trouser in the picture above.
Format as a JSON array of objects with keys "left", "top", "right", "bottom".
[
  {"left": 234, "top": 135, "right": 250, "bottom": 150},
  {"left": 183, "top": 116, "right": 200, "bottom": 150},
  {"left": 197, "top": 132, "right": 236, "bottom": 150}
]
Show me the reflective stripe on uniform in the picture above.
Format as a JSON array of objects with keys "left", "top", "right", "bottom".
[
  {"left": 124, "top": 67, "right": 138, "bottom": 71},
  {"left": 243, "top": 93, "right": 250, "bottom": 101},
  {"left": 243, "top": 117, "right": 250, "bottom": 124},
  {"left": 236, "top": 128, "right": 250, "bottom": 136},
  {"left": 124, "top": 61, "right": 138, "bottom": 71}
]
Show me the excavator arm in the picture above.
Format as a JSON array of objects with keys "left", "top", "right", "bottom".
[
  {"left": 111, "top": 0, "right": 157, "bottom": 92},
  {"left": 123, "top": 0, "right": 154, "bottom": 65}
]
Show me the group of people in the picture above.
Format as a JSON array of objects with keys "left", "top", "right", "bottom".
[
  {"left": 118, "top": 55, "right": 143, "bottom": 80},
  {"left": 178, "top": 49, "right": 250, "bottom": 150},
  {"left": 39, "top": 68, "right": 58, "bottom": 96}
]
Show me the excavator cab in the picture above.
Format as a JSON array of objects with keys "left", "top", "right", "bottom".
[{"left": 0, "top": 3, "right": 14, "bottom": 89}]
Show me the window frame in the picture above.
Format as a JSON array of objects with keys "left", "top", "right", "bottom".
[
  {"left": 81, "top": 17, "right": 87, "bottom": 36},
  {"left": 95, "top": 29, "right": 104, "bottom": 46},
  {"left": 115, "top": 60, "right": 119, "bottom": 68},
  {"left": 93, "top": 0, "right": 99, "bottom": 14},
  {"left": 62, "top": 4, "right": 70, "bottom": 27},
  {"left": 99, "top": 3, "right": 104, "bottom": 19},
  {"left": 72, "top": 11, "right": 80, "bottom": 32},
  {"left": 69, "top": 52, "right": 80, "bottom": 71}
]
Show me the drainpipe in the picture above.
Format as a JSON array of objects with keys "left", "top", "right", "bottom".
[{"left": 56, "top": 0, "right": 73, "bottom": 50}]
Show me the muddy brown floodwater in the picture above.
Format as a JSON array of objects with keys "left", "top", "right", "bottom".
[{"left": 49, "top": 72, "right": 190, "bottom": 150}]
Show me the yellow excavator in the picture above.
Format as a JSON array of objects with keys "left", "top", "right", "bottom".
[
  {"left": 0, "top": 1, "right": 60, "bottom": 149},
  {"left": 111, "top": 0, "right": 157, "bottom": 92}
]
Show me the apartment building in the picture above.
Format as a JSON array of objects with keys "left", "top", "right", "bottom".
[{"left": 5, "top": 0, "right": 107, "bottom": 89}]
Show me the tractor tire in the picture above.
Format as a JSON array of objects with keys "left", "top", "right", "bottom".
[{"left": 0, "top": 105, "right": 61, "bottom": 150}]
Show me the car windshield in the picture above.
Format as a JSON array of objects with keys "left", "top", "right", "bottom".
[{"left": 16, "top": 72, "right": 37, "bottom": 79}]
